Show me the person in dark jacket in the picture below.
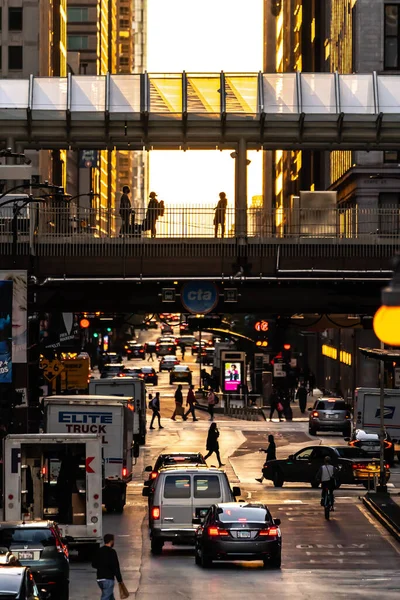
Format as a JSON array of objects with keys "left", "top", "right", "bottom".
[
  {"left": 204, "top": 422, "right": 224, "bottom": 467},
  {"left": 149, "top": 392, "right": 163, "bottom": 430},
  {"left": 269, "top": 387, "right": 284, "bottom": 422},
  {"left": 214, "top": 191, "right": 228, "bottom": 238},
  {"left": 119, "top": 186, "right": 132, "bottom": 236},
  {"left": 171, "top": 384, "right": 187, "bottom": 421},
  {"left": 296, "top": 383, "right": 308, "bottom": 414},
  {"left": 256, "top": 434, "right": 276, "bottom": 483},
  {"left": 92, "top": 533, "right": 123, "bottom": 600},
  {"left": 184, "top": 385, "right": 198, "bottom": 421},
  {"left": 145, "top": 191, "right": 160, "bottom": 238}
]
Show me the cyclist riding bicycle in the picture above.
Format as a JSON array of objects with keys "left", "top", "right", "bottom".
[{"left": 317, "top": 456, "right": 337, "bottom": 511}]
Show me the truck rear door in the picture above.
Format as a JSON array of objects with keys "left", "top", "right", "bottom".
[
  {"left": 160, "top": 473, "right": 193, "bottom": 530},
  {"left": 192, "top": 473, "right": 223, "bottom": 520}
]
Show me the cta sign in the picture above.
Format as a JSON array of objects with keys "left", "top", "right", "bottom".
[{"left": 181, "top": 282, "right": 219, "bottom": 315}]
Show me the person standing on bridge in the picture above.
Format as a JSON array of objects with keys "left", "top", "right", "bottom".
[
  {"left": 144, "top": 191, "right": 161, "bottom": 238},
  {"left": 119, "top": 185, "right": 133, "bottom": 236},
  {"left": 214, "top": 191, "right": 228, "bottom": 238}
]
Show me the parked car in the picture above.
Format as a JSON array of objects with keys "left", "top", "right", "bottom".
[
  {"left": 347, "top": 429, "right": 396, "bottom": 466},
  {"left": 159, "top": 356, "right": 180, "bottom": 372},
  {"left": 261, "top": 444, "right": 389, "bottom": 489},
  {"left": 100, "top": 363, "right": 125, "bottom": 379},
  {"left": 0, "top": 521, "right": 69, "bottom": 599},
  {"left": 308, "top": 397, "right": 352, "bottom": 436},
  {"left": 170, "top": 365, "right": 192, "bottom": 385},
  {"left": 194, "top": 503, "right": 282, "bottom": 568},
  {"left": 142, "top": 466, "right": 241, "bottom": 554}
]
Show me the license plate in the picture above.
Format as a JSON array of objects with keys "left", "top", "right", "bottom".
[
  {"left": 238, "top": 531, "right": 251, "bottom": 538},
  {"left": 18, "top": 551, "right": 34, "bottom": 560}
]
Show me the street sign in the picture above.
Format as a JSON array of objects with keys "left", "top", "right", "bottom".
[
  {"left": 181, "top": 282, "right": 219, "bottom": 314},
  {"left": 61, "top": 358, "right": 90, "bottom": 390},
  {"left": 395, "top": 368, "right": 400, "bottom": 388},
  {"left": 224, "top": 288, "right": 238, "bottom": 303},
  {"left": 40, "top": 359, "right": 64, "bottom": 382},
  {"left": 162, "top": 288, "right": 176, "bottom": 303},
  {"left": 273, "top": 362, "right": 286, "bottom": 378}
]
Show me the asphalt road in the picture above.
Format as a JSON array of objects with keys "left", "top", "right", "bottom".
[{"left": 69, "top": 323, "right": 400, "bottom": 599}]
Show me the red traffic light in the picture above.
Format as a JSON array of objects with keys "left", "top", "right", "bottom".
[
  {"left": 80, "top": 318, "right": 90, "bottom": 329},
  {"left": 283, "top": 344, "right": 291, "bottom": 350}
]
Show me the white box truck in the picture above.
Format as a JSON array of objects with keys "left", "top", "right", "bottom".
[
  {"left": 355, "top": 387, "right": 400, "bottom": 460},
  {"left": 89, "top": 377, "right": 147, "bottom": 445},
  {"left": 44, "top": 395, "right": 134, "bottom": 513},
  {"left": 3, "top": 433, "right": 103, "bottom": 557}
]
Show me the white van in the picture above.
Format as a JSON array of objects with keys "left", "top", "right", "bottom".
[{"left": 143, "top": 466, "right": 241, "bottom": 554}]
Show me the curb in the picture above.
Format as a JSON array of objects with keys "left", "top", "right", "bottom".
[{"left": 362, "top": 495, "right": 400, "bottom": 543}]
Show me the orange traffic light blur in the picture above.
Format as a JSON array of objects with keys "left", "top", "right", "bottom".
[
  {"left": 80, "top": 318, "right": 90, "bottom": 329},
  {"left": 255, "top": 320, "right": 269, "bottom": 332},
  {"left": 283, "top": 344, "right": 291, "bottom": 350}
]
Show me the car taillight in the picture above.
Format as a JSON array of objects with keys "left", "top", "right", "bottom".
[
  {"left": 152, "top": 507, "right": 160, "bottom": 520},
  {"left": 349, "top": 440, "right": 357, "bottom": 447},
  {"left": 352, "top": 463, "right": 365, "bottom": 470},
  {"left": 312, "top": 411, "right": 319, "bottom": 417},
  {"left": 208, "top": 527, "right": 229, "bottom": 537},
  {"left": 140, "top": 349, "right": 144, "bottom": 353},
  {"left": 384, "top": 440, "right": 393, "bottom": 449},
  {"left": 150, "top": 471, "right": 158, "bottom": 479},
  {"left": 259, "top": 526, "right": 279, "bottom": 537},
  {"left": 386, "top": 463, "right": 390, "bottom": 470}
]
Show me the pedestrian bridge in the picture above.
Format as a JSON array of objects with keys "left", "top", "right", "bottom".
[{"left": 2, "top": 72, "right": 400, "bottom": 149}]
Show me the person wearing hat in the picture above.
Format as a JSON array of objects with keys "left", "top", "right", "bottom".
[
  {"left": 146, "top": 191, "right": 161, "bottom": 238},
  {"left": 119, "top": 185, "right": 132, "bottom": 236},
  {"left": 214, "top": 191, "right": 228, "bottom": 238}
]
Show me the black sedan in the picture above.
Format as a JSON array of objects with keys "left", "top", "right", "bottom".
[
  {"left": 194, "top": 503, "right": 281, "bottom": 568},
  {"left": 100, "top": 363, "right": 125, "bottom": 378},
  {"left": 262, "top": 445, "right": 389, "bottom": 488}
]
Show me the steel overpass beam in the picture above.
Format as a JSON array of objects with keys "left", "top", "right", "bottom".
[{"left": 235, "top": 138, "right": 248, "bottom": 238}]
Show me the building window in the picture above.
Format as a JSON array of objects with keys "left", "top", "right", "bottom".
[
  {"left": 67, "top": 7, "right": 89, "bottom": 22},
  {"left": 384, "top": 150, "right": 400, "bottom": 163},
  {"left": 385, "top": 4, "right": 400, "bottom": 69},
  {"left": 119, "top": 19, "right": 130, "bottom": 29},
  {"left": 8, "top": 7, "right": 23, "bottom": 31},
  {"left": 120, "top": 6, "right": 130, "bottom": 15},
  {"left": 67, "top": 35, "right": 89, "bottom": 50},
  {"left": 8, "top": 46, "right": 23, "bottom": 70}
]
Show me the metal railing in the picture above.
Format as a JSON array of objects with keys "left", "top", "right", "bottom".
[{"left": 1, "top": 204, "right": 400, "bottom": 258}]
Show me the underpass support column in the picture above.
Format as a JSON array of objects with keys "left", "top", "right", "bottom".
[{"left": 235, "top": 138, "right": 248, "bottom": 238}]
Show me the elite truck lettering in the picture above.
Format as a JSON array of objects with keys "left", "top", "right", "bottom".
[{"left": 58, "top": 411, "right": 112, "bottom": 442}]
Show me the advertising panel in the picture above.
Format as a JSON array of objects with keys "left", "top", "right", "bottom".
[
  {"left": 0, "top": 271, "right": 27, "bottom": 363},
  {"left": 0, "top": 279, "right": 13, "bottom": 382},
  {"left": 223, "top": 361, "right": 243, "bottom": 392}
]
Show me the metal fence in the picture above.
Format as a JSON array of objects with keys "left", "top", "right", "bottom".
[{"left": 1, "top": 204, "right": 400, "bottom": 257}]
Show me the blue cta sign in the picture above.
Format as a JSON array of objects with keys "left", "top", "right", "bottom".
[{"left": 181, "top": 282, "right": 219, "bottom": 315}]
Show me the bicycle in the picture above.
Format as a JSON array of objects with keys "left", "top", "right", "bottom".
[{"left": 321, "top": 484, "right": 334, "bottom": 520}]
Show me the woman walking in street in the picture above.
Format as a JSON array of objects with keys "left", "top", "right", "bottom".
[
  {"left": 171, "top": 384, "right": 187, "bottom": 421},
  {"left": 204, "top": 423, "right": 224, "bottom": 467},
  {"left": 256, "top": 434, "right": 276, "bottom": 483}
]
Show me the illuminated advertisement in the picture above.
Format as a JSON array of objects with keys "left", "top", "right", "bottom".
[
  {"left": 223, "top": 361, "right": 243, "bottom": 392},
  {"left": 0, "top": 271, "right": 27, "bottom": 364},
  {"left": 0, "top": 279, "right": 13, "bottom": 382}
]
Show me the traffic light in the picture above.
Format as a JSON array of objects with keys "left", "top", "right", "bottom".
[
  {"left": 93, "top": 332, "right": 99, "bottom": 338},
  {"left": 282, "top": 344, "right": 292, "bottom": 363},
  {"left": 106, "top": 327, "right": 112, "bottom": 333}
]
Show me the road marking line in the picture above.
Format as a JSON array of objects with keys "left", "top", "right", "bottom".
[
  {"left": 283, "top": 500, "right": 303, "bottom": 504},
  {"left": 357, "top": 503, "right": 400, "bottom": 555},
  {"left": 246, "top": 491, "right": 252, "bottom": 499}
]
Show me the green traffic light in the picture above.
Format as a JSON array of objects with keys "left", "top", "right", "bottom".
[
  {"left": 93, "top": 332, "right": 99, "bottom": 338},
  {"left": 106, "top": 327, "right": 112, "bottom": 332}
]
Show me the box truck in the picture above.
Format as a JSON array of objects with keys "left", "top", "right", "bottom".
[
  {"left": 355, "top": 387, "right": 400, "bottom": 460},
  {"left": 44, "top": 395, "right": 134, "bottom": 512},
  {"left": 89, "top": 377, "right": 147, "bottom": 445},
  {"left": 3, "top": 433, "right": 103, "bottom": 556}
]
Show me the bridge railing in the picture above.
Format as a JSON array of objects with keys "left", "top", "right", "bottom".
[{"left": 1, "top": 205, "right": 400, "bottom": 256}]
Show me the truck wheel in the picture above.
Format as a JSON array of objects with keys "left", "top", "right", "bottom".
[
  {"left": 151, "top": 539, "right": 164, "bottom": 555},
  {"left": 115, "top": 491, "right": 126, "bottom": 514}
]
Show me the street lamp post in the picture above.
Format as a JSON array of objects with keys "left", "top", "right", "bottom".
[{"left": 373, "top": 256, "right": 400, "bottom": 492}]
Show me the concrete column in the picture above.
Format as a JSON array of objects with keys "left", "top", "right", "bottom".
[
  {"left": 357, "top": 330, "right": 379, "bottom": 388},
  {"left": 235, "top": 138, "right": 248, "bottom": 237}
]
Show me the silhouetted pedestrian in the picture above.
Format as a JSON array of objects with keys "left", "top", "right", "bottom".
[
  {"left": 204, "top": 422, "right": 224, "bottom": 467},
  {"left": 214, "top": 191, "right": 227, "bottom": 238},
  {"left": 184, "top": 385, "right": 198, "bottom": 421},
  {"left": 207, "top": 388, "right": 217, "bottom": 421},
  {"left": 149, "top": 392, "right": 163, "bottom": 430},
  {"left": 171, "top": 384, "right": 187, "bottom": 421},
  {"left": 269, "top": 387, "right": 284, "bottom": 422},
  {"left": 256, "top": 434, "right": 276, "bottom": 483},
  {"left": 296, "top": 383, "right": 308, "bottom": 414},
  {"left": 119, "top": 186, "right": 132, "bottom": 236}
]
